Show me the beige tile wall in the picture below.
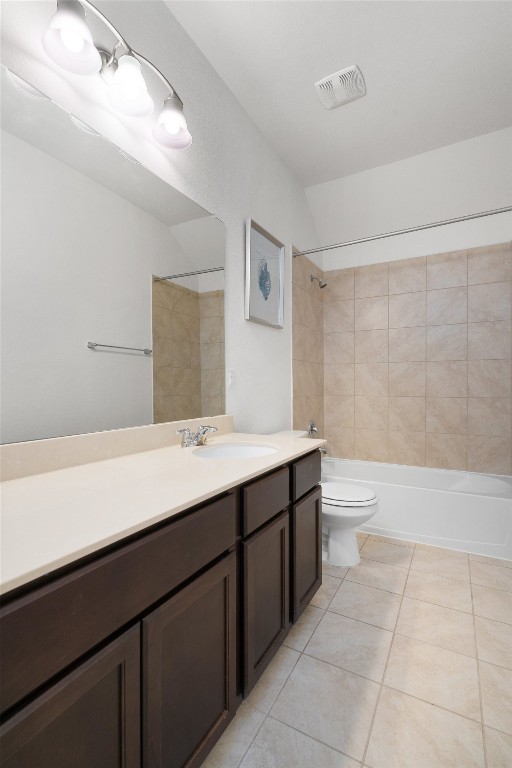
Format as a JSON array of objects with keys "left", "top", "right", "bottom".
[
  {"left": 152, "top": 280, "right": 225, "bottom": 423},
  {"left": 199, "top": 290, "right": 225, "bottom": 416},
  {"left": 322, "top": 242, "right": 512, "bottom": 474},
  {"left": 292, "top": 256, "right": 324, "bottom": 434}
]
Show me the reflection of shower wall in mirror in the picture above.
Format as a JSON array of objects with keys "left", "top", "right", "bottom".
[{"left": 152, "top": 280, "right": 225, "bottom": 423}]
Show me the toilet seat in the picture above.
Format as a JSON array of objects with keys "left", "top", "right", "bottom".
[{"left": 321, "top": 481, "right": 377, "bottom": 508}]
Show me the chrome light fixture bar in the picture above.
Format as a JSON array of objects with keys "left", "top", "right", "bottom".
[{"left": 42, "top": 0, "right": 192, "bottom": 149}]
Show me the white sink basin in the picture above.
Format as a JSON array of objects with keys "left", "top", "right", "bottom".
[{"left": 193, "top": 442, "right": 279, "bottom": 459}]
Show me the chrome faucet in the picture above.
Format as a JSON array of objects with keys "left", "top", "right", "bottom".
[
  {"left": 176, "top": 425, "right": 218, "bottom": 447},
  {"left": 307, "top": 420, "right": 319, "bottom": 438}
]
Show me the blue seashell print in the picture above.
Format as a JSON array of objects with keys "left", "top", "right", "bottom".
[{"left": 258, "top": 258, "right": 272, "bottom": 301}]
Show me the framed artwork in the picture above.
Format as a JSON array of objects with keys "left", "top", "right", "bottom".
[{"left": 244, "top": 219, "right": 285, "bottom": 328}]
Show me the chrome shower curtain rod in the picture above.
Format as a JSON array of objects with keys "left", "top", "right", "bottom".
[
  {"left": 155, "top": 267, "right": 224, "bottom": 280},
  {"left": 293, "top": 206, "right": 512, "bottom": 257}
]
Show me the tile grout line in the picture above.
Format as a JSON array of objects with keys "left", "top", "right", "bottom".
[
  {"left": 360, "top": 540, "right": 417, "bottom": 767},
  {"left": 470, "top": 563, "right": 488, "bottom": 768}
]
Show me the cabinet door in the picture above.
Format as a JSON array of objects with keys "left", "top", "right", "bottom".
[
  {"left": 143, "top": 552, "right": 237, "bottom": 768},
  {"left": 243, "top": 510, "right": 290, "bottom": 695},
  {"left": 0, "top": 626, "right": 140, "bottom": 768},
  {"left": 291, "top": 486, "right": 322, "bottom": 622}
]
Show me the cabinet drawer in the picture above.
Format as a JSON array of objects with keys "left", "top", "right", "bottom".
[
  {"left": 242, "top": 467, "right": 289, "bottom": 536},
  {"left": 292, "top": 450, "right": 321, "bottom": 501},
  {"left": 0, "top": 493, "right": 236, "bottom": 716}
]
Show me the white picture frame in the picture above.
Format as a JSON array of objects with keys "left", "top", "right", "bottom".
[{"left": 244, "top": 219, "right": 285, "bottom": 328}]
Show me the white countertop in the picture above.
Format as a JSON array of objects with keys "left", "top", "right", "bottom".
[{"left": 0, "top": 432, "right": 325, "bottom": 596}]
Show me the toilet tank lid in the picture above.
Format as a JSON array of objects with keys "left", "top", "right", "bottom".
[{"left": 321, "top": 481, "right": 376, "bottom": 503}]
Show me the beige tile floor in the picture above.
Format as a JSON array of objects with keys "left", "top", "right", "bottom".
[{"left": 201, "top": 534, "right": 512, "bottom": 768}]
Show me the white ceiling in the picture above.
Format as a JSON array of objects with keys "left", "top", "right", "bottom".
[{"left": 168, "top": 0, "right": 512, "bottom": 187}]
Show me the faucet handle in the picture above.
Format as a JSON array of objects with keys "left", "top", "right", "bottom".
[
  {"left": 176, "top": 427, "right": 192, "bottom": 447},
  {"left": 197, "top": 425, "right": 218, "bottom": 445}
]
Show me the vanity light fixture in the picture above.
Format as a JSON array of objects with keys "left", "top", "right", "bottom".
[{"left": 41, "top": 0, "right": 192, "bottom": 148}]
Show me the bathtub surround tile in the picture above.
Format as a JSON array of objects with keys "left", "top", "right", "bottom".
[
  {"left": 388, "top": 396, "right": 426, "bottom": 432},
  {"left": 468, "top": 359, "right": 512, "bottom": 398},
  {"left": 324, "top": 332, "right": 355, "bottom": 364},
  {"left": 388, "top": 256, "right": 426, "bottom": 295},
  {"left": 355, "top": 296, "right": 388, "bottom": 331},
  {"left": 426, "top": 323, "right": 467, "bottom": 361},
  {"left": 384, "top": 634, "right": 480, "bottom": 719},
  {"left": 405, "top": 570, "right": 473, "bottom": 613},
  {"left": 305, "top": 611, "right": 393, "bottom": 682},
  {"left": 346, "top": 558, "right": 408, "bottom": 595},
  {"left": 270, "top": 654, "right": 380, "bottom": 760},
  {"left": 427, "top": 250, "right": 468, "bottom": 290},
  {"left": 427, "top": 286, "right": 467, "bottom": 326},
  {"left": 202, "top": 700, "right": 265, "bottom": 768},
  {"left": 355, "top": 396, "right": 388, "bottom": 430},
  {"left": 284, "top": 605, "right": 325, "bottom": 653},
  {"left": 468, "top": 282, "right": 512, "bottom": 322},
  {"left": 468, "top": 242, "right": 512, "bottom": 285},
  {"left": 310, "top": 575, "right": 342, "bottom": 609},
  {"left": 479, "top": 661, "right": 512, "bottom": 734},
  {"left": 324, "top": 300, "right": 355, "bottom": 333},
  {"left": 426, "top": 396, "right": 467, "bottom": 435},
  {"left": 426, "top": 430, "right": 467, "bottom": 469},
  {"left": 475, "top": 616, "right": 512, "bottom": 670},
  {"left": 410, "top": 545, "right": 470, "bottom": 581},
  {"left": 355, "top": 329, "right": 388, "bottom": 363},
  {"left": 485, "top": 728, "right": 512, "bottom": 768},
  {"left": 354, "top": 428, "right": 388, "bottom": 462},
  {"left": 388, "top": 362, "right": 426, "bottom": 396},
  {"left": 468, "top": 321, "right": 512, "bottom": 360},
  {"left": 360, "top": 538, "right": 413, "bottom": 568},
  {"left": 388, "top": 291, "right": 426, "bottom": 328},
  {"left": 471, "top": 584, "right": 512, "bottom": 624},
  {"left": 328, "top": 579, "right": 401, "bottom": 631},
  {"left": 240, "top": 718, "right": 359, "bottom": 768},
  {"left": 396, "top": 597, "right": 476, "bottom": 657},
  {"left": 324, "top": 396, "right": 354, "bottom": 428},
  {"left": 324, "top": 364, "right": 355, "bottom": 396},
  {"left": 324, "top": 427, "right": 355, "bottom": 459},
  {"left": 354, "top": 363, "right": 388, "bottom": 396},
  {"left": 355, "top": 262, "right": 389, "bottom": 298},
  {"left": 468, "top": 398, "right": 511, "bottom": 436},
  {"left": 388, "top": 430, "right": 426, "bottom": 466},
  {"left": 366, "top": 687, "right": 485, "bottom": 768},
  {"left": 470, "top": 559, "right": 512, "bottom": 592},
  {"left": 468, "top": 435, "right": 512, "bottom": 473},
  {"left": 426, "top": 361, "right": 467, "bottom": 397},
  {"left": 323, "top": 268, "right": 354, "bottom": 303},
  {"left": 248, "top": 645, "right": 300, "bottom": 714},
  {"left": 388, "top": 326, "right": 426, "bottom": 362}
]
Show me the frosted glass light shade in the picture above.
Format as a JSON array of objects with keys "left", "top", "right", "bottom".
[
  {"left": 108, "top": 55, "right": 154, "bottom": 117},
  {"left": 42, "top": 0, "right": 101, "bottom": 75},
  {"left": 153, "top": 95, "right": 192, "bottom": 149}
]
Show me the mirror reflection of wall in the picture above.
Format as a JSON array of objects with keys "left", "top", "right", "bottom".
[
  {"left": 152, "top": 276, "right": 225, "bottom": 423},
  {"left": 0, "top": 68, "right": 225, "bottom": 444}
]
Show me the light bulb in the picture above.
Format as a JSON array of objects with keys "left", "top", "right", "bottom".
[
  {"left": 153, "top": 94, "right": 192, "bottom": 149},
  {"left": 108, "top": 55, "right": 154, "bottom": 117},
  {"left": 42, "top": 0, "right": 101, "bottom": 75},
  {"left": 60, "top": 26, "right": 85, "bottom": 53}
]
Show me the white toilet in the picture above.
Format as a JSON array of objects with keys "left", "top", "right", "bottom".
[{"left": 321, "top": 481, "right": 378, "bottom": 567}]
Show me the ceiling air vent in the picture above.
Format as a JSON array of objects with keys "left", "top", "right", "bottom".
[{"left": 314, "top": 65, "right": 366, "bottom": 110}]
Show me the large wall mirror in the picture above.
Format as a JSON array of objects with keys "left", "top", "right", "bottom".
[{"left": 0, "top": 67, "right": 226, "bottom": 444}]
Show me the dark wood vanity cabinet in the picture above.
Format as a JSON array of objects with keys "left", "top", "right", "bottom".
[
  {"left": 143, "top": 553, "right": 237, "bottom": 768},
  {"left": 0, "top": 448, "right": 322, "bottom": 768},
  {"left": 0, "top": 626, "right": 141, "bottom": 768}
]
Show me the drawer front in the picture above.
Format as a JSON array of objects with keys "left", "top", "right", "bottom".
[
  {"left": 0, "top": 493, "right": 236, "bottom": 716},
  {"left": 292, "top": 450, "right": 321, "bottom": 502},
  {"left": 242, "top": 467, "right": 290, "bottom": 536}
]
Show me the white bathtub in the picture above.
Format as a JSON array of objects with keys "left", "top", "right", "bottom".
[{"left": 321, "top": 458, "right": 512, "bottom": 561}]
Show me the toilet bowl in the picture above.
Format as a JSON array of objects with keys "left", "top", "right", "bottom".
[{"left": 321, "top": 481, "right": 378, "bottom": 567}]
